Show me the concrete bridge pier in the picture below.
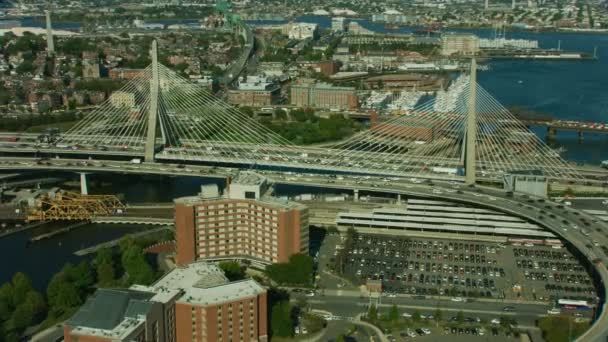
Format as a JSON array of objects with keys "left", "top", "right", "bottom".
[
  {"left": 80, "top": 173, "right": 88, "bottom": 195},
  {"left": 397, "top": 193, "right": 402, "bottom": 204},
  {"left": 578, "top": 130, "right": 584, "bottom": 141},
  {"left": 354, "top": 189, "right": 359, "bottom": 202}
]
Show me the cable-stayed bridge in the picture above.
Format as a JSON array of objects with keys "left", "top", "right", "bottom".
[{"left": 1, "top": 42, "right": 587, "bottom": 184}]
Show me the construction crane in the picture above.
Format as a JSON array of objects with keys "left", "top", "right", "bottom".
[{"left": 27, "top": 191, "right": 125, "bottom": 222}]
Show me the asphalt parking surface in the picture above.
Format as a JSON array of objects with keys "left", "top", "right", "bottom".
[{"left": 331, "top": 234, "right": 597, "bottom": 305}]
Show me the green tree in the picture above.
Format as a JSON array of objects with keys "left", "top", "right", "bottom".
[
  {"left": 336, "top": 334, "right": 346, "bottom": 342},
  {"left": 389, "top": 304, "right": 399, "bottom": 321},
  {"left": 218, "top": 261, "right": 244, "bottom": 281},
  {"left": 6, "top": 290, "right": 45, "bottom": 331},
  {"left": 434, "top": 308, "right": 443, "bottom": 321},
  {"left": 270, "top": 301, "right": 293, "bottom": 337},
  {"left": 367, "top": 304, "right": 377, "bottom": 321},
  {"left": 240, "top": 106, "right": 254, "bottom": 117},
  {"left": 412, "top": 310, "right": 421, "bottom": 322},
  {"left": 265, "top": 254, "right": 314, "bottom": 287},
  {"left": 274, "top": 108, "right": 287, "bottom": 120},
  {"left": 64, "top": 261, "right": 94, "bottom": 292},
  {"left": 46, "top": 273, "right": 82, "bottom": 314},
  {"left": 0, "top": 283, "right": 14, "bottom": 321},
  {"left": 456, "top": 310, "right": 465, "bottom": 324},
  {"left": 97, "top": 261, "right": 116, "bottom": 287},
  {"left": 15, "top": 61, "right": 36, "bottom": 75},
  {"left": 23, "top": 290, "right": 46, "bottom": 319},
  {"left": 0, "top": 283, "right": 14, "bottom": 325},
  {"left": 121, "top": 244, "right": 155, "bottom": 285},
  {"left": 11, "top": 273, "right": 33, "bottom": 304}
]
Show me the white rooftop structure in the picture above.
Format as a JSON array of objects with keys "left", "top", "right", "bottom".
[
  {"left": 236, "top": 75, "right": 277, "bottom": 91},
  {"left": 336, "top": 198, "right": 556, "bottom": 239},
  {"left": 132, "top": 262, "right": 265, "bottom": 307},
  {"left": 288, "top": 23, "right": 318, "bottom": 40}
]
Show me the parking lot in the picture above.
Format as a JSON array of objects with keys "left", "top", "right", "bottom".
[{"left": 334, "top": 234, "right": 597, "bottom": 304}]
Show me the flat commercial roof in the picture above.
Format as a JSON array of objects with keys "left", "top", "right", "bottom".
[
  {"left": 179, "top": 279, "right": 266, "bottom": 306},
  {"left": 336, "top": 218, "right": 555, "bottom": 238},
  {"left": 67, "top": 289, "right": 154, "bottom": 340},
  {"left": 133, "top": 262, "right": 265, "bottom": 307},
  {"left": 339, "top": 212, "right": 540, "bottom": 230}
]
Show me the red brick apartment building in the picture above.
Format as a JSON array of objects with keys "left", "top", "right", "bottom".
[
  {"left": 64, "top": 263, "right": 268, "bottom": 342},
  {"left": 175, "top": 172, "right": 309, "bottom": 267}
]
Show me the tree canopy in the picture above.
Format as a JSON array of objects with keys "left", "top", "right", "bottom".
[
  {"left": 218, "top": 261, "right": 245, "bottom": 281},
  {"left": 270, "top": 301, "right": 293, "bottom": 337},
  {"left": 0, "top": 273, "right": 46, "bottom": 337},
  {"left": 265, "top": 254, "right": 314, "bottom": 287}
]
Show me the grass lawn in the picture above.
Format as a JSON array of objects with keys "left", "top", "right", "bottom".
[{"left": 539, "top": 316, "right": 590, "bottom": 342}]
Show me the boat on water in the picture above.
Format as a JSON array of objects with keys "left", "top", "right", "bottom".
[
  {"left": 601, "top": 160, "right": 608, "bottom": 168},
  {"left": 384, "top": 24, "right": 400, "bottom": 30}
]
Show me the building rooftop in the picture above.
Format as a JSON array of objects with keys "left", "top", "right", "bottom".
[
  {"left": 180, "top": 278, "right": 266, "bottom": 306},
  {"left": 134, "top": 262, "right": 265, "bottom": 307},
  {"left": 67, "top": 289, "right": 154, "bottom": 339}
]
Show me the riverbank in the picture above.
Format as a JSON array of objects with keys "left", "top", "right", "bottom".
[
  {"left": 29, "top": 221, "right": 88, "bottom": 242},
  {"left": 0, "top": 221, "right": 45, "bottom": 238}
]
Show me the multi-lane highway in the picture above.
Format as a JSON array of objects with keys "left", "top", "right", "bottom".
[{"left": 1, "top": 156, "right": 608, "bottom": 341}]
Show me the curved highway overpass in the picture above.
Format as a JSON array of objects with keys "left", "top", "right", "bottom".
[{"left": 1, "top": 157, "right": 607, "bottom": 341}]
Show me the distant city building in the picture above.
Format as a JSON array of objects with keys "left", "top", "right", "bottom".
[
  {"left": 346, "top": 21, "right": 375, "bottom": 35},
  {"left": 64, "top": 262, "right": 268, "bottom": 342},
  {"left": 478, "top": 38, "right": 538, "bottom": 49},
  {"left": 372, "top": 10, "right": 408, "bottom": 24},
  {"left": 257, "top": 62, "right": 285, "bottom": 77},
  {"left": 290, "top": 81, "right": 358, "bottom": 110},
  {"left": 227, "top": 76, "right": 280, "bottom": 107},
  {"left": 440, "top": 34, "right": 480, "bottom": 56},
  {"left": 331, "top": 17, "right": 346, "bottom": 32},
  {"left": 297, "top": 60, "right": 339, "bottom": 76},
  {"left": 175, "top": 172, "right": 309, "bottom": 267},
  {"left": 83, "top": 62, "right": 101, "bottom": 79},
  {"left": 110, "top": 91, "right": 136, "bottom": 108},
  {"left": 286, "top": 22, "right": 318, "bottom": 40},
  {"left": 109, "top": 68, "right": 146, "bottom": 80}
]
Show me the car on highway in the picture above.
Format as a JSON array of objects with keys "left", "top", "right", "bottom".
[
  {"left": 451, "top": 296, "right": 465, "bottom": 302},
  {"left": 548, "top": 308, "right": 562, "bottom": 315},
  {"left": 502, "top": 306, "right": 515, "bottom": 312}
]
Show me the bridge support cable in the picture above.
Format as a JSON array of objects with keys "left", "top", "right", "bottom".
[
  {"left": 51, "top": 45, "right": 580, "bottom": 181},
  {"left": 325, "top": 73, "right": 580, "bottom": 181},
  {"left": 154, "top": 65, "right": 305, "bottom": 165},
  {"left": 56, "top": 67, "right": 154, "bottom": 150}
]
